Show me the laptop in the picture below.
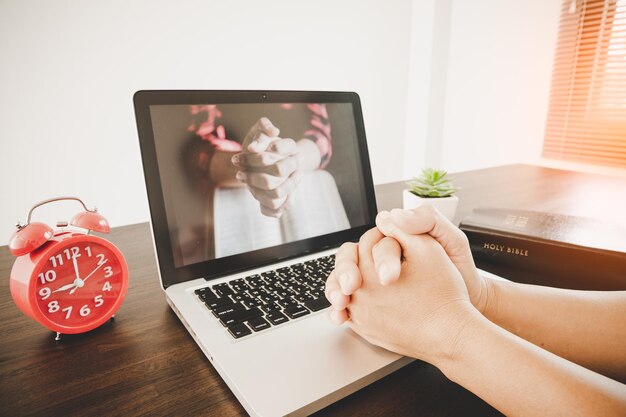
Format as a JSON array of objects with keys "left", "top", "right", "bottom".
[{"left": 133, "top": 90, "right": 413, "bottom": 416}]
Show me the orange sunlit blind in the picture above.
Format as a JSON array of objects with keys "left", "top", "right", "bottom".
[{"left": 543, "top": 0, "right": 626, "bottom": 166}]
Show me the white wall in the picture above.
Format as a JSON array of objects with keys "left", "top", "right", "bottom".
[
  {"left": 0, "top": 0, "right": 412, "bottom": 238},
  {"left": 440, "top": 0, "right": 561, "bottom": 172},
  {"left": 404, "top": 0, "right": 561, "bottom": 177}
]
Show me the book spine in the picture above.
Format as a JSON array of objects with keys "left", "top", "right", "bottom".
[{"left": 461, "top": 227, "right": 626, "bottom": 291}]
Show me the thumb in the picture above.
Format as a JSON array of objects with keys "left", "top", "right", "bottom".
[
  {"left": 242, "top": 117, "right": 280, "bottom": 151},
  {"left": 375, "top": 211, "right": 414, "bottom": 255}
]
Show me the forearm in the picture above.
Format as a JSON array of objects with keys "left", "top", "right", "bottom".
[
  {"left": 435, "top": 313, "right": 626, "bottom": 417},
  {"left": 210, "top": 150, "right": 241, "bottom": 186},
  {"left": 484, "top": 279, "right": 626, "bottom": 380}
]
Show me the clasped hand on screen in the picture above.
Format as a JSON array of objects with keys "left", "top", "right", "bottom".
[{"left": 231, "top": 117, "right": 320, "bottom": 218}]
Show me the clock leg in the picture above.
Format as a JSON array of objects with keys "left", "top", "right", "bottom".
[{"left": 54, "top": 332, "right": 61, "bottom": 341}]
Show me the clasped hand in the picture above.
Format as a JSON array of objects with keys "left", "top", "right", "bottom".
[
  {"left": 325, "top": 206, "right": 492, "bottom": 364},
  {"left": 231, "top": 117, "right": 303, "bottom": 218}
]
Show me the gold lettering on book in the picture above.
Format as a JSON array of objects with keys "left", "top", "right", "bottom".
[{"left": 483, "top": 242, "right": 529, "bottom": 257}]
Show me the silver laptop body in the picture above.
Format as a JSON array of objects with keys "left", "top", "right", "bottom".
[{"left": 134, "top": 90, "right": 413, "bottom": 416}]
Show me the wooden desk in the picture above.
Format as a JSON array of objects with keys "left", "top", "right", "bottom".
[{"left": 1, "top": 164, "right": 624, "bottom": 416}]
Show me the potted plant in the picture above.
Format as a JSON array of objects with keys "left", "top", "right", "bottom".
[{"left": 403, "top": 168, "right": 460, "bottom": 221}]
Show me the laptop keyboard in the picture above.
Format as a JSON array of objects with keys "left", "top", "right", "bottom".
[{"left": 195, "top": 254, "right": 334, "bottom": 339}]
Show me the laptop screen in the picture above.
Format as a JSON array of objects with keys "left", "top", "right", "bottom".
[{"left": 135, "top": 91, "right": 376, "bottom": 287}]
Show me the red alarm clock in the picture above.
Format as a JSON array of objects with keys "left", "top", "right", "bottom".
[{"left": 9, "top": 197, "right": 129, "bottom": 341}]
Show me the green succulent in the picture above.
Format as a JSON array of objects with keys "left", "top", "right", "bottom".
[{"left": 407, "top": 168, "right": 459, "bottom": 198}]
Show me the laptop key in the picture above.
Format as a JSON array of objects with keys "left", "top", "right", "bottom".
[
  {"left": 261, "top": 302, "right": 280, "bottom": 313},
  {"left": 214, "top": 286, "right": 234, "bottom": 297},
  {"left": 266, "top": 311, "right": 289, "bottom": 325},
  {"left": 205, "top": 297, "right": 233, "bottom": 310},
  {"left": 278, "top": 298, "right": 297, "bottom": 309},
  {"left": 304, "top": 296, "right": 331, "bottom": 312},
  {"left": 219, "top": 307, "right": 263, "bottom": 327},
  {"left": 228, "top": 323, "right": 252, "bottom": 339},
  {"left": 247, "top": 316, "right": 271, "bottom": 332},
  {"left": 213, "top": 302, "right": 245, "bottom": 317},
  {"left": 283, "top": 305, "right": 310, "bottom": 319},
  {"left": 195, "top": 287, "right": 217, "bottom": 300},
  {"left": 242, "top": 298, "right": 262, "bottom": 308}
]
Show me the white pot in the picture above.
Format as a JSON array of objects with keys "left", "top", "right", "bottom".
[{"left": 402, "top": 190, "right": 459, "bottom": 222}]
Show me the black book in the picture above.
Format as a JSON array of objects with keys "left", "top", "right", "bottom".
[{"left": 459, "top": 207, "right": 626, "bottom": 290}]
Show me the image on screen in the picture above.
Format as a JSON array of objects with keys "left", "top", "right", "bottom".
[{"left": 149, "top": 102, "right": 370, "bottom": 268}]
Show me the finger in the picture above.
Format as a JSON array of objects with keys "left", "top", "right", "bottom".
[
  {"left": 259, "top": 117, "right": 280, "bottom": 137},
  {"left": 232, "top": 152, "right": 285, "bottom": 168},
  {"left": 237, "top": 154, "right": 300, "bottom": 177},
  {"left": 356, "top": 227, "right": 385, "bottom": 284},
  {"left": 375, "top": 210, "right": 410, "bottom": 241},
  {"left": 388, "top": 205, "right": 451, "bottom": 235},
  {"left": 389, "top": 206, "right": 471, "bottom": 264},
  {"left": 324, "top": 273, "right": 350, "bottom": 310},
  {"left": 247, "top": 133, "right": 276, "bottom": 153},
  {"left": 248, "top": 170, "right": 301, "bottom": 199},
  {"left": 238, "top": 171, "right": 287, "bottom": 190},
  {"left": 268, "top": 138, "right": 297, "bottom": 155},
  {"left": 333, "top": 242, "right": 362, "bottom": 295},
  {"left": 241, "top": 117, "right": 280, "bottom": 150},
  {"left": 261, "top": 155, "right": 299, "bottom": 177},
  {"left": 247, "top": 186, "right": 286, "bottom": 209},
  {"left": 329, "top": 307, "right": 349, "bottom": 325},
  {"left": 372, "top": 237, "right": 402, "bottom": 285},
  {"left": 260, "top": 204, "right": 286, "bottom": 218}
]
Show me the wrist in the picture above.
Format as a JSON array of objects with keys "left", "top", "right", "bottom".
[
  {"left": 428, "top": 306, "right": 490, "bottom": 372},
  {"left": 481, "top": 277, "right": 505, "bottom": 323},
  {"left": 420, "top": 302, "right": 485, "bottom": 368}
]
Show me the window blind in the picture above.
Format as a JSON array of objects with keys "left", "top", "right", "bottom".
[{"left": 543, "top": 0, "right": 626, "bottom": 167}]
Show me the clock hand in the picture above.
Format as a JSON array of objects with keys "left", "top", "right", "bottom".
[
  {"left": 52, "top": 282, "right": 77, "bottom": 293},
  {"left": 69, "top": 260, "right": 107, "bottom": 295},
  {"left": 83, "top": 260, "right": 107, "bottom": 283},
  {"left": 72, "top": 255, "right": 81, "bottom": 280}
]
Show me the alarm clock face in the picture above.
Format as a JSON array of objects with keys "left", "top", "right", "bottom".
[{"left": 34, "top": 240, "right": 124, "bottom": 329}]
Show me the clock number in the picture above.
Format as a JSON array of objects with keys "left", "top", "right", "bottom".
[
  {"left": 102, "top": 281, "right": 112, "bottom": 292},
  {"left": 63, "top": 246, "right": 80, "bottom": 260},
  {"left": 85, "top": 246, "right": 92, "bottom": 257},
  {"left": 62, "top": 306, "right": 72, "bottom": 319},
  {"left": 80, "top": 305, "right": 91, "bottom": 317},
  {"left": 48, "top": 300, "right": 60, "bottom": 313},
  {"left": 49, "top": 254, "right": 64, "bottom": 268},
  {"left": 96, "top": 254, "right": 107, "bottom": 266},
  {"left": 39, "top": 287, "right": 51, "bottom": 300},
  {"left": 94, "top": 295, "right": 104, "bottom": 307},
  {"left": 104, "top": 266, "right": 113, "bottom": 278},
  {"left": 38, "top": 270, "right": 57, "bottom": 285}
]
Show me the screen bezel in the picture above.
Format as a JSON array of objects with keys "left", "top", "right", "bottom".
[{"left": 133, "top": 90, "right": 377, "bottom": 289}]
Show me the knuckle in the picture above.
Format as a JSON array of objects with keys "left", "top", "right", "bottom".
[
  {"left": 456, "top": 228, "right": 470, "bottom": 245},
  {"left": 340, "top": 241, "right": 356, "bottom": 252},
  {"left": 419, "top": 204, "right": 437, "bottom": 216}
]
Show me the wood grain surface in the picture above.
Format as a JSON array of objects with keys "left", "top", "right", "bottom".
[{"left": 1, "top": 164, "right": 624, "bottom": 417}]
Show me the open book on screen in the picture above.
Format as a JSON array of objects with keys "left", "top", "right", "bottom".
[{"left": 214, "top": 170, "right": 350, "bottom": 258}]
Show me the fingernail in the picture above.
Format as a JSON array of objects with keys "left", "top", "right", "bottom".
[
  {"left": 235, "top": 171, "right": 246, "bottom": 181},
  {"left": 339, "top": 273, "right": 350, "bottom": 290},
  {"left": 231, "top": 154, "right": 240, "bottom": 164},
  {"left": 401, "top": 209, "right": 416, "bottom": 217},
  {"left": 330, "top": 291, "right": 342, "bottom": 305},
  {"left": 328, "top": 309, "right": 340, "bottom": 325},
  {"left": 378, "top": 210, "right": 390, "bottom": 220}
]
